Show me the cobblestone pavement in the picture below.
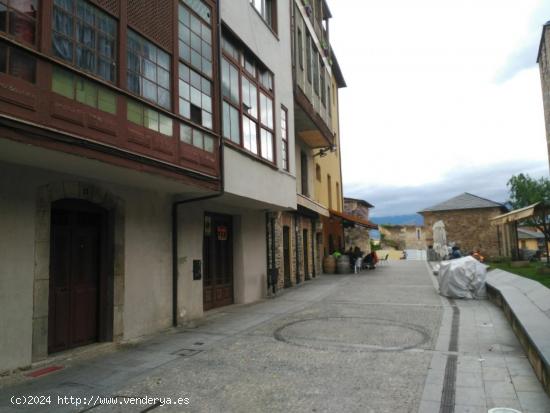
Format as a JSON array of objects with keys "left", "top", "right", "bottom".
[{"left": 1, "top": 261, "right": 549, "bottom": 412}]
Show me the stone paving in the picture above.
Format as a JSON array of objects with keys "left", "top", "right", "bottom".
[{"left": 0, "top": 261, "right": 549, "bottom": 412}]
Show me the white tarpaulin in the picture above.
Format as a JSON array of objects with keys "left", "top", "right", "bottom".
[
  {"left": 433, "top": 220, "right": 448, "bottom": 260},
  {"left": 438, "top": 256, "right": 488, "bottom": 299}
]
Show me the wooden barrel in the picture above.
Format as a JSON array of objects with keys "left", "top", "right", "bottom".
[
  {"left": 336, "top": 255, "right": 351, "bottom": 274},
  {"left": 322, "top": 255, "right": 336, "bottom": 274}
]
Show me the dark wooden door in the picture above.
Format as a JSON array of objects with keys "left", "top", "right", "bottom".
[
  {"left": 203, "top": 213, "right": 233, "bottom": 311},
  {"left": 283, "top": 226, "right": 291, "bottom": 288},
  {"left": 303, "top": 229, "right": 309, "bottom": 280},
  {"left": 49, "top": 200, "right": 103, "bottom": 353}
]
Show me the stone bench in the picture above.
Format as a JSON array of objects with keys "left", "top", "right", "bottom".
[{"left": 486, "top": 269, "right": 550, "bottom": 396}]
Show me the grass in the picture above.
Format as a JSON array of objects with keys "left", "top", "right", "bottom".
[{"left": 489, "top": 261, "right": 550, "bottom": 288}]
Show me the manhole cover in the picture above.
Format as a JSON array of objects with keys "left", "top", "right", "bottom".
[{"left": 274, "top": 317, "right": 430, "bottom": 352}]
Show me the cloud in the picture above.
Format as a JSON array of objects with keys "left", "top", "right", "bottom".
[
  {"left": 345, "top": 160, "right": 549, "bottom": 217},
  {"left": 494, "top": 1, "right": 550, "bottom": 83}
]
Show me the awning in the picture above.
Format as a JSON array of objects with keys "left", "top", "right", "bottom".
[
  {"left": 329, "top": 209, "right": 378, "bottom": 229},
  {"left": 490, "top": 202, "right": 540, "bottom": 226}
]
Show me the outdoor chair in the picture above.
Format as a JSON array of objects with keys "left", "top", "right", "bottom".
[{"left": 378, "top": 254, "right": 389, "bottom": 265}]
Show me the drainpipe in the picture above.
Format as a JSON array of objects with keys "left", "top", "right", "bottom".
[
  {"left": 266, "top": 213, "right": 277, "bottom": 295},
  {"left": 172, "top": 0, "right": 224, "bottom": 327},
  {"left": 295, "top": 212, "right": 301, "bottom": 284}
]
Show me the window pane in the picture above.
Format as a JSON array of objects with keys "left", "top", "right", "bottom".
[
  {"left": 204, "top": 135, "right": 214, "bottom": 152},
  {"left": 143, "top": 78, "right": 157, "bottom": 101},
  {"left": 230, "top": 105, "right": 239, "bottom": 143},
  {"left": 76, "top": 46, "right": 96, "bottom": 71},
  {"left": 9, "top": 46, "right": 36, "bottom": 83},
  {"left": 77, "top": 23, "right": 95, "bottom": 48},
  {"left": 179, "top": 98, "right": 190, "bottom": 118},
  {"left": 159, "top": 114, "right": 173, "bottom": 136},
  {"left": 53, "top": 8, "right": 73, "bottom": 36},
  {"left": 202, "top": 110, "right": 212, "bottom": 129},
  {"left": 98, "top": 88, "right": 116, "bottom": 114},
  {"left": 10, "top": 12, "right": 36, "bottom": 44},
  {"left": 0, "top": 43, "right": 6, "bottom": 73},
  {"left": 192, "top": 129, "right": 203, "bottom": 149},
  {"left": 52, "top": 33, "right": 73, "bottom": 61},
  {"left": 127, "top": 100, "right": 143, "bottom": 125},
  {"left": 144, "top": 108, "right": 159, "bottom": 131},
  {"left": 243, "top": 117, "right": 257, "bottom": 154},
  {"left": 180, "top": 123, "right": 192, "bottom": 144},
  {"left": 76, "top": 78, "right": 97, "bottom": 107},
  {"left": 52, "top": 68, "right": 74, "bottom": 99},
  {"left": 222, "top": 102, "right": 230, "bottom": 139},
  {"left": 260, "top": 129, "right": 274, "bottom": 161}
]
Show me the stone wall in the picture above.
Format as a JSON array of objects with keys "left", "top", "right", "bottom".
[
  {"left": 422, "top": 207, "right": 504, "bottom": 258},
  {"left": 380, "top": 225, "right": 426, "bottom": 250},
  {"left": 538, "top": 25, "right": 550, "bottom": 171},
  {"left": 344, "top": 226, "right": 371, "bottom": 255},
  {"left": 268, "top": 212, "right": 322, "bottom": 293}
]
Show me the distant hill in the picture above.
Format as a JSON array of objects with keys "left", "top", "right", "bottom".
[{"left": 371, "top": 214, "right": 424, "bottom": 226}]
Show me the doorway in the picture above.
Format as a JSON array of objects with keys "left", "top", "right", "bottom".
[
  {"left": 203, "top": 213, "right": 234, "bottom": 311},
  {"left": 303, "top": 229, "right": 309, "bottom": 280},
  {"left": 48, "top": 199, "right": 107, "bottom": 354}
]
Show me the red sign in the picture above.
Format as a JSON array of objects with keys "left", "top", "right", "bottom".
[{"left": 217, "top": 225, "right": 228, "bottom": 241}]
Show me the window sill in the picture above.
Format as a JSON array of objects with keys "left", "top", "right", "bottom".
[{"left": 223, "top": 139, "right": 278, "bottom": 170}]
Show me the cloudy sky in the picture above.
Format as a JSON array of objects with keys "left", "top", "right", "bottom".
[{"left": 328, "top": 0, "right": 550, "bottom": 217}]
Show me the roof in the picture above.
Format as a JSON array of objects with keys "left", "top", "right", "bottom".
[
  {"left": 329, "top": 209, "right": 378, "bottom": 229},
  {"left": 419, "top": 193, "right": 506, "bottom": 213},
  {"left": 344, "top": 197, "right": 374, "bottom": 209},
  {"left": 518, "top": 228, "right": 545, "bottom": 240},
  {"left": 537, "top": 21, "right": 550, "bottom": 63},
  {"left": 330, "top": 50, "right": 347, "bottom": 88}
]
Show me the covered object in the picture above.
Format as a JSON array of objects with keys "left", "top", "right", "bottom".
[{"left": 438, "top": 256, "right": 488, "bottom": 299}]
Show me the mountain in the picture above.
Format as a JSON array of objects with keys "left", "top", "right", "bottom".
[{"left": 370, "top": 214, "right": 424, "bottom": 226}]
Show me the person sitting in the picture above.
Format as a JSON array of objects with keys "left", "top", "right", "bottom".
[
  {"left": 451, "top": 246, "right": 462, "bottom": 259},
  {"left": 471, "top": 249, "right": 484, "bottom": 263}
]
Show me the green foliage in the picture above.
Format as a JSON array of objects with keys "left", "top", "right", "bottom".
[
  {"left": 507, "top": 173, "right": 550, "bottom": 209},
  {"left": 507, "top": 173, "right": 550, "bottom": 265},
  {"left": 370, "top": 240, "right": 381, "bottom": 252},
  {"left": 489, "top": 262, "right": 550, "bottom": 289}
]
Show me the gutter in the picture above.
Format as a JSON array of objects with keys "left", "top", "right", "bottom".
[{"left": 172, "top": 0, "right": 225, "bottom": 327}]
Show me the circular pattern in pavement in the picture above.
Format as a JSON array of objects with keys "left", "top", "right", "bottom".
[{"left": 274, "top": 317, "right": 430, "bottom": 352}]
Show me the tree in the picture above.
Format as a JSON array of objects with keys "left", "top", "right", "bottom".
[{"left": 507, "top": 173, "right": 550, "bottom": 265}]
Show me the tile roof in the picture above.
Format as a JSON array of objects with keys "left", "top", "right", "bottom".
[
  {"left": 518, "top": 228, "right": 545, "bottom": 240},
  {"left": 419, "top": 192, "right": 506, "bottom": 213}
]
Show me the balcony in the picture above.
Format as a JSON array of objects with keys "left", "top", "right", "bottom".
[{"left": 294, "top": 86, "right": 334, "bottom": 148}]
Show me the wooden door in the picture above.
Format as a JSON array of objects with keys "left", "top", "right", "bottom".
[
  {"left": 283, "top": 226, "right": 291, "bottom": 288},
  {"left": 49, "top": 200, "right": 103, "bottom": 353},
  {"left": 203, "top": 213, "right": 233, "bottom": 311}
]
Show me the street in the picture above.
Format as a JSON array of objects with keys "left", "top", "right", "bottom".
[{"left": 1, "top": 261, "right": 549, "bottom": 413}]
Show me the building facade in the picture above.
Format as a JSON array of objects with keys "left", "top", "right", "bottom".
[
  {"left": 419, "top": 193, "right": 508, "bottom": 259},
  {"left": 0, "top": 0, "right": 303, "bottom": 374},
  {"left": 537, "top": 21, "right": 550, "bottom": 171},
  {"left": 379, "top": 225, "right": 426, "bottom": 251},
  {"left": 342, "top": 198, "right": 377, "bottom": 255}
]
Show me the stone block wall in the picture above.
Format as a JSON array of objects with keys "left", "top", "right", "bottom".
[
  {"left": 538, "top": 25, "right": 550, "bottom": 171},
  {"left": 422, "top": 207, "right": 504, "bottom": 258}
]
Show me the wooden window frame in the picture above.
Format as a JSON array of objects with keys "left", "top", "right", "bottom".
[
  {"left": 0, "top": 0, "right": 38, "bottom": 46},
  {"left": 52, "top": 0, "right": 117, "bottom": 83},
  {"left": 0, "top": 40, "right": 37, "bottom": 83},
  {"left": 249, "top": 0, "right": 277, "bottom": 34},
  {"left": 221, "top": 32, "right": 276, "bottom": 165},
  {"left": 281, "top": 105, "right": 289, "bottom": 171}
]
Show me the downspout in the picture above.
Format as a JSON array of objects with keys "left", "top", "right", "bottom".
[
  {"left": 295, "top": 212, "right": 301, "bottom": 284},
  {"left": 172, "top": 0, "right": 225, "bottom": 327},
  {"left": 270, "top": 214, "right": 277, "bottom": 294}
]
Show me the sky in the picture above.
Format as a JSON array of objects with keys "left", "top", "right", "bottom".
[{"left": 327, "top": 0, "right": 550, "bottom": 217}]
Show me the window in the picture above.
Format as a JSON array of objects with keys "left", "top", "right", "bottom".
[
  {"left": 0, "top": 41, "right": 36, "bottom": 82},
  {"left": 221, "top": 33, "right": 275, "bottom": 163},
  {"left": 180, "top": 123, "right": 215, "bottom": 153},
  {"left": 178, "top": 0, "right": 212, "bottom": 78},
  {"left": 305, "top": 32, "right": 312, "bottom": 83},
  {"left": 320, "top": 60, "right": 325, "bottom": 106},
  {"left": 0, "top": 0, "right": 38, "bottom": 45},
  {"left": 312, "top": 47, "right": 319, "bottom": 95},
  {"left": 336, "top": 182, "right": 340, "bottom": 210},
  {"left": 416, "top": 228, "right": 421, "bottom": 240},
  {"left": 250, "top": 0, "right": 276, "bottom": 31},
  {"left": 52, "top": 66, "right": 116, "bottom": 114},
  {"left": 127, "top": 30, "right": 171, "bottom": 109},
  {"left": 178, "top": 0, "right": 214, "bottom": 132},
  {"left": 52, "top": 0, "right": 116, "bottom": 82},
  {"left": 315, "top": 164, "right": 321, "bottom": 181},
  {"left": 127, "top": 98, "right": 173, "bottom": 136},
  {"left": 301, "top": 151, "right": 308, "bottom": 196},
  {"left": 297, "top": 27, "right": 303, "bottom": 69},
  {"left": 327, "top": 174, "right": 332, "bottom": 209},
  {"left": 281, "top": 106, "right": 289, "bottom": 171}
]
